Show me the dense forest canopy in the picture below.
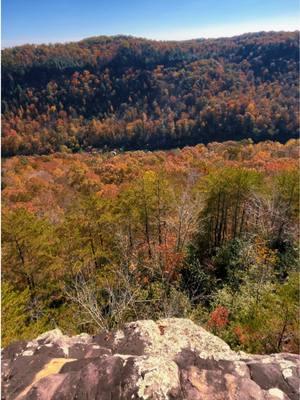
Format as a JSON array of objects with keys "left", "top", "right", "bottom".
[
  {"left": 2, "top": 140, "right": 299, "bottom": 352},
  {"left": 2, "top": 30, "right": 299, "bottom": 355},
  {"left": 2, "top": 31, "right": 299, "bottom": 156}
]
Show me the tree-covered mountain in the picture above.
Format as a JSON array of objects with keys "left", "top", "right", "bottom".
[{"left": 2, "top": 31, "right": 299, "bottom": 156}]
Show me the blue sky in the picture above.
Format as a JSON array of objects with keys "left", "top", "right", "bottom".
[{"left": 2, "top": 0, "right": 300, "bottom": 47}]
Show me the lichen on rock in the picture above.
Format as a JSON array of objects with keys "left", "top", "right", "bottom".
[{"left": 2, "top": 318, "right": 299, "bottom": 400}]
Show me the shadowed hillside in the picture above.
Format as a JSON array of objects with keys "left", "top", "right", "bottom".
[{"left": 2, "top": 31, "right": 299, "bottom": 156}]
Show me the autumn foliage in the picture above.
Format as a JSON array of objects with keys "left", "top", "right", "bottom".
[
  {"left": 208, "top": 306, "right": 229, "bottom": 331},
  {"left": 2, "top": 32, "right": 299, "bottom": 156},
  {"left": 2, "top": 139, "right": 299, "bottom": 352}
]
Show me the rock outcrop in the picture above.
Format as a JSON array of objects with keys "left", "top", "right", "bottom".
[{"left": 2, "top": 318, "right": 299, "bottom": 399}]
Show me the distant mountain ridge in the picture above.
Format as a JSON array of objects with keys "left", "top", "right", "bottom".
[{"left": 2, "top": 31, "right": 299, "bottom": 156}]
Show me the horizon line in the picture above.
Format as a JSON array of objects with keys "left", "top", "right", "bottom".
[{"left": 2, "top": 28, "right": 299, "bottom": 49}]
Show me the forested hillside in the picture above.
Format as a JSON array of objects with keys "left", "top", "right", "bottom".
[
  {"left": 2, "top": 140, "right": 299, "bottom": 352},
  {"left": 2, "top": 30, "right": 299, "bottom": 357},
  {"left": 2, "top": 31, "right": 299, "bottom": 156}
]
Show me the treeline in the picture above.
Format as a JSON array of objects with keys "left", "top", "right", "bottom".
[
  {"left": 2, "top": 31, "right": 299, "bottom": 156},
  {"left": 2, "top": 140, "right": 299, "bottom": 352}
]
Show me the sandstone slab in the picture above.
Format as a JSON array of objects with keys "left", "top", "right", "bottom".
[{"left": 2, "top": 319, "right": 299, "bottom": 399}]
